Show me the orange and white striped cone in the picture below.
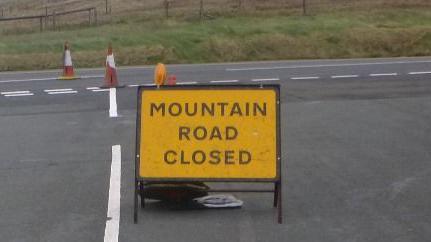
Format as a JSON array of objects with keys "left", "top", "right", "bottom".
[
  {"left": 59, "top": 41, "right": 79, "bottom": 80},
  {"left": 103, "top": 44, "right": 124, "bottom": 88}
]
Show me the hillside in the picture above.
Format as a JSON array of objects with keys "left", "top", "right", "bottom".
[
  {"left": 0, "top": 0, "right": 431, "bottom": 71},
  {"left": 1, "top": 0, "right": 430, "bottom": 18}
]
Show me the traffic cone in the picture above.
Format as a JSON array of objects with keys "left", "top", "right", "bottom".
[
  {"left": 102, "top": 43, "right": 124, "bottom": 88},
  {"left": 59, "top": 41, "right": 79, "bottom": 80},
  {"left": 167, "top": 75, "right": 176, "bottom": 85}
]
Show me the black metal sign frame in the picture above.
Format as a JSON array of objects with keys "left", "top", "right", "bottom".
[{"left": 134, "top": 84, "right": 283, "bottom": 224}]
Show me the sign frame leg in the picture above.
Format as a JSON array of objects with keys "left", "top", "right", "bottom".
[
  {"left": 134, "top": 180, "right": 139, "bottom": 224},
  {"left": 273, "top": 182, "right": 279, "bottom": 207},
  {"left": 277, "top": 181, "right": 283, "bottom": 224},
  {"left": 140, "top": 182, "right": 145, "bottom": 208}
]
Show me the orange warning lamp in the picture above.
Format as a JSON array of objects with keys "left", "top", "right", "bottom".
[
  {"left": 167, "top": 75, "right": 177, "bottom": 85},
  {"left": 154, "top": 63, "right": 167, "bottom": 86}
]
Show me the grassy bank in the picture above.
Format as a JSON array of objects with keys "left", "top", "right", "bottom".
[{"left": 1, "top": 7, "right": 431, "bottom": 71}]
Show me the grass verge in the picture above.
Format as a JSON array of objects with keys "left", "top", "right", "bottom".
[{"left": 0, "top": 7, "right": 431, "bottom": 71}]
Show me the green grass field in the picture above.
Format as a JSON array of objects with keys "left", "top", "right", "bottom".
[{"left": 1, "top": 7, "right": 431, "bottom": 71}]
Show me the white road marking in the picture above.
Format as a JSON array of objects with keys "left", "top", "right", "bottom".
[
  {"left": 1, "top": 91, "right": 31, "bottom": 95},
  {"left": 47, "top": 91, "right": 78, "bottom": 95},
  {"left": 142, "top": 83, "right": 156, "bottom": 86},
  {"left": 251, "top": 78, "right": 280, "bottom": 82},
  {"left": 210, "top": 80, "right": 239, "bottom": 83},
  {"left": 177, "top": 81, "right": 198, "bottom": 85},
  {"left": 331, "top": 75, "right": 359, "bottom": 79},
  {"left": 44, "top": 88, "right": 73, "bottom": 92},
  {"left": 370, "top": 73, "right": 398, "bottom": 77},
  {"left": 104, "top": 145, "right": 122, "bottom": 242},
  {"left": 127, "top": 84, "right": 140, "bottom": 87},
  {"left": 0, "top": 75, "right": 101, "bottom": 84},
  {"left": 0, "top": 57, "right": 429, "bottom": 76},
  {"left": 92, "top": 89, "right": 110, "bottom": 92},
  {"left": 0, "top": 77, "right": 58, "bottom": 83},
  {"left": 4, "top": 93, "right": 34, "bottom": 97},
  {"left": 109, "top": 88, "right": 118, "bottom": 118},
  {"left": 80, "top": 75, "right": 104, "bottom": 79},
  {"left": 291, "top": 76, "right": 319, "bottom": 80},
  {"left": 408, "top": 71, "right": 431, "bottom": 75},
  {"left": 305, "top": 101, "right": 322, "bottom": 105},
  {"left": 86, "top": 87, "right": 100, "bottom": 90},
  {"left": 226, "top": 60, "right": 431, "bottom": 71}
]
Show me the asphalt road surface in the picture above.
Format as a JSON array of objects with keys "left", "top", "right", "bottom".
[{"left": 0, "top": 57, "right": 430, "bottom": 242}]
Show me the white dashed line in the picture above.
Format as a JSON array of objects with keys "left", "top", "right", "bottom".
[
  {"left": 1, "top": 90, "right": 31, "bottom": 95},
  {"left": 370, "top": 73, "right": 398, "bottom": 77},
  {"left": 305, "top": 101, "right": 322, "bottom": 105},
  {"left": 210, "top": 80, "right": 239, "bottom": 83},
  {"left": 408, "top": 71, "right": 431, "bottom": 75},
  {"left": 47, "top": 91, "right": 78, "bottom": 95},
  {"left": 81, "top": 75, "right": 104, "bottom": 79},
  {"left": 4, "top": 68, "right": 431, "bottom": 99},
  {"left": 291, "top": 76, "right": 320, "bottom": 80},
  {"left": 331, "top": 75, "right": 359, "bottom": 79},
  {"left": 177, "top": 81, "right": 198, "bottom": 85},
  {"left": 251, "top": 78, "right": 280, "bottom": 82},
  {"left": 226, "top": 60, "right": 431, "bottom": 71},
  {"left": 104, "top": 145, "right": 122, "bottom": 242},
  {"left": 4, "top": 93, "right": 34, "bottom": 97},
  {"left": 0, "top": 77, "right": 58, "bottom": 83},
  {"left": 109, "top": 88, "right": 118, "bottom": 118},
  {"left": 44, "top": 88, "right": 73, "bottom": 92}
]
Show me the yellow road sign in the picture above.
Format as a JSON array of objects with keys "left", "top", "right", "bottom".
[{"left": 137, "top": 86, "right": 279, "bottom": 180}]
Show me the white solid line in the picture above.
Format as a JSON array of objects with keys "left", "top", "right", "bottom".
[
  {"left": 0, "top": 57, "right": 429, "bottom": 75},
  {"left": 210, "top": 80, "right": 239, "bottom": 83},
  {"left": 291, "top": 76, "right": 319, "bottom": 80},
  {"left": 109, "top": 88, "right": 118, "bottom": 118},
  {"left": 4, "top": 93, "right": 34, "bottom": 97},
  {"left": 86, "top": 87, "right": 100, "bottom": 90},
  {"left": 331, "top": 75, "right": 359, "bottom": 78},
  {"left": 408, "top": 71, "right": 431, "bottom": 75},
  {"left": 251, "top": 78, "right": 280, "bottom": 82},
  {"left": 104, "top": 145, "right": 122, "bottom": 242},
  {"left": 370, "top": 73, "right": 398, "bottom": 77},
  {"left": 0, "top": 75, "right": 101, "bottom": 84},
  {"left": 44, "top": 88, "right": 73, "bottom": 92},
  {"left": 47, "top": 91, "right": 78, "bottom": 95},
  {"left": 177, "top": 81, "right": 198, "bottom": 85},
  {"left": 0, "top": 77, "right": 58, "bottom": 83},
  {"left": 226, "top": 60, "right": 431, "bottom": 71},
  {"left": 142, "top": 83, "right": 156, "bottom": 86},
  {"left": 127, "top": 84, "right": 140, "bottom": 87},
  {"left": 81, "top": 75, "right": 104, "bottom": 79},
  {"left": 92, "top": 89, "right": 110, "bottom": 92},
  {"left": 1, "top": 90, "right": 31, "bottom": 95}
]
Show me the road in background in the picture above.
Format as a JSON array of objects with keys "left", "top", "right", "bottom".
[{"left": 0, "top": 57, "right": 430, "bottom": 242}]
